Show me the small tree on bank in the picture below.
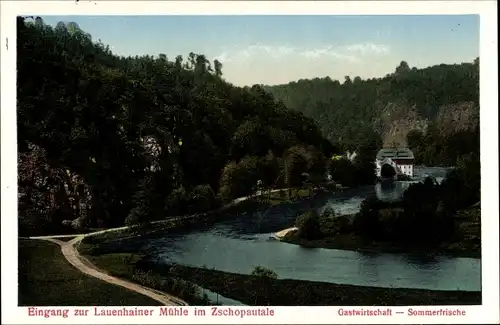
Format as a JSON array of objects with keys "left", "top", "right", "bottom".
[
  {"left": 295, "top": 210, "right": 322, "bottom": 239},
  {"left": 251, "top": 266, "right": 278, "bottom": 305}
]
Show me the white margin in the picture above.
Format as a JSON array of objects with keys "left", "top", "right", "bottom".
[{"left": 1, "top": 1, "right": 498, "bottom": 324}]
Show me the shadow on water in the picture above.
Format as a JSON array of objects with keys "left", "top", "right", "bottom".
[
  {"left": 375, "top": 180, "right": 412, "bottom": 202},
  {"left": 404, "top": 254, "right": 440, "bottom": 265}
]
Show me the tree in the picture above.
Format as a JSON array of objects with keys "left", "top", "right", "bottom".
[
  {"left": 329, "top": 158, "right": 356, "bottom": 187},
  {"left": 440, "top": 153, "right": 480, "bottom": 210},
  {"left": 218, "top": 156, "right": 259, "bottom": 202},
  {"left": 295, "top": 210, "right": 322, "bottom": 239},
  {"left": 258, "top": 151, "right": 280, "bottom": 196},
  {"left": 353, "top": 195, "right": 382, "bottom": 239},
  {"left": 283, "top": 146, "right": 310, "bottom": 188},
  {"left": 401, "top": 179, "right": 440, "bottom": 241},
  {"left": 395, "top": 61, "right": 411, "bottom": 75},
  {"left": 251, "top": 266, "right": 278, "bottom": 305},
  {"left": 17, "top": 17, "right": 334, "bottom": 234},
  {"left": 214, "top": 59, "right": 223, "bottom": 77},
  {"left": 264, "top": 60, "right": 478, "bottom": 160},
  {"left": 406, "top": 129, "right": 424, "bottom": 151},
  {"left": 189, "top": 184, "right": 216, "bottom": 213},
  {"left": 230, "top": 121, "right": 271, "bottom": 160},
  {"left": 165, "top": 186, "right": 189, "bottom": 216}
]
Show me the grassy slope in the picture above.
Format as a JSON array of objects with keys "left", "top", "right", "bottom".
[
  {"left": 81, "top": 250, "right": 213, "bottom": 306},
  {"left": 18, "top": 239, "right": 161, "bottom": 306}
]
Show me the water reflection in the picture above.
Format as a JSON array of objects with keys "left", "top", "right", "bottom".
[
  {"left": 375, "top": 181, "right": 412, "bottom": 202},
  {"left": 374, "top": 166, "right": 451, "bottom": 202},
  {"left": 136, "top": 167, "right": 480, "bottom": 292},
  {"left": 404, "top": 254, "right": 440, "bottom": 266},
  {"left": 357, "top": 252, "right": 381, "bottom": 283}
]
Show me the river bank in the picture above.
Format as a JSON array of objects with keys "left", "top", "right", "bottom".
[
  {"left": 280, "top": 233, "right": 481, "bottom": 259},
  {"left": 80, "top": 246, "right": 480, "bottom": 306},
  {"left": 278, "top": 205, "right": 481, "bottom": 259},
  {"left": 75, "top": 186, "right": 337, "bottom": 244},
  {"left": 169, "top": 265, "right": 480, "bottom": 306}
]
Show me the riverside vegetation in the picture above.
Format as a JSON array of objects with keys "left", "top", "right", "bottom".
[
  {"left": 17, "top": 17, "right": 480, "bottom": 306},
  {"left": 284, "top": 156, "right": 481, "bottom": 258}
]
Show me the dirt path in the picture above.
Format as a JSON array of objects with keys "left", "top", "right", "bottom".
[
  {"left": 26, "top": 188, "right": 290, "bottom": 306},
  {"left": 37, "top": 236, "right": 188, "bottom": 306}
]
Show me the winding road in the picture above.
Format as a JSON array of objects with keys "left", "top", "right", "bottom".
[
  {"left": 29, "top": 234, "right": 188, "bottom": 306},
  {"left": 25, "top": 188, "right": 289, "bottom": 306}
]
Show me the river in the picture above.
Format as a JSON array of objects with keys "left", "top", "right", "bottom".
[{"left": 128, "top": 167, "right": 480, "bottom": 298}]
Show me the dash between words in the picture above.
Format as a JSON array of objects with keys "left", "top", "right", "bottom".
[{"left": 28, "top": 306, "right": 275, "bottom": 318}]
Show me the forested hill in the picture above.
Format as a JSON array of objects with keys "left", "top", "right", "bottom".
[
  {"left": 17, "top": 17, "right": 335, "bottom": 234},
  {"left": 263, "top": 60, "right": 480, "bottom": 165}
]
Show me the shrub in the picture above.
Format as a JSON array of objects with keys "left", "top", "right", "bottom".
[
  {"left": 376, "top": 208, "right": 405, "bottom": 240},
  {"left": 295, "top": 210, "right": 322, "bottom": 239},
  {"left": 189, "top": 184, "right": 215, "bottom": 213},
  {"left": 218, "top": 156, "right": 259, "bottom": 201},
  {"left": 165, "top": 186, "right": 189, "bottom": 216},
  {"left": 132, "top": 269, "right": 211, "bottom": 305},
  {"left": 329, "top": 158, "right": 357, "bottom": 187},
  {"left": 353, "top": 195, "right": 383, "bottom": 239},
  {"left": 251, "top": 266, "right": 278, "bottom": 279},
  {"left": 330, "top": 215, "right": 353, "bottom": 235},
  {"left": 315, "top": 208, "right": 353, "bottom": 235},
  {"left": 251, "top": 266, "right": 277, "bottom": 306}
]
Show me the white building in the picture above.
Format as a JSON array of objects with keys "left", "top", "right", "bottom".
[
  {"left": 375, "top": 148, "right": 415, "bottom": 178},
  {"left": 345, "top": 151, "right": 358, "bottom": 162}
]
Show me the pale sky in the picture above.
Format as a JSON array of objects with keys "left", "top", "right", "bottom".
[{"left": 40, "top": 15, "right": 479, "bottom": 86}]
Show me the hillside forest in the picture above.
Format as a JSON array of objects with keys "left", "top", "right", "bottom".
[
  {"left": 264, "top": 59, "right": 479, "bottom": 167},
  {"left": 17, "top": 17, "right": 480, "bottom": 236},
  {"left": 17, "top": 17, "right": 339, "bottom": 235}
]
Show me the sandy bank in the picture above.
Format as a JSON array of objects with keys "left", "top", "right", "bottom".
[{"left": 275, "top": 227, "right": 298, "bottom": 239}]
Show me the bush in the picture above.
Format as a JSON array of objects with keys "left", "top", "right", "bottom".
[
  {"left": 165, "top": 186, "right": 189, "bottom": 216},
  {"left": 397, "top": 174, "right": 412, "bottom": 181},
  {"left": 353, "top": 195, "right": 384, "bottom": 239},
  {"left": 328, "top": 214, "right": 353, "bottom": 235},
  {"left": 189, "top": 184, "right": 215, "bottom": 213},
  {"left": 402, "top": 180, "right": 440, "bottom": 241},
  {"left": 283, "top": 146, "right": 311, "bottom": 187},
  {"left": 124, "top": 213, "right": 141, "bottom": 227},
  {"left": 258, "top": 151, "right": 280, "bottom": 187},
  {"left": 441, "top": 158, "right": 480, "bottom": 211},
  {"left": 132, "top": 269, "right": 211, "bottom": 305},
  {"left": 353, "top": 178, "right": 460, "bottom": 243},
  {"left": 329, "top": 158, "right": 357, "bottom": 187},
  {"left": 218, "top": 156, "right": 259, "bottom": 201},
  {"left": 250, "top": 266, "right": 278, "bottom": 306},
  {"left": 295, "top": 210, "right": 322, "bottom": 239},
  {"left": 251, "top": 266, "right": 278, "bottom": 279},
  {"left": 376, "top": 208, "right": 405, "bottom": 240}
]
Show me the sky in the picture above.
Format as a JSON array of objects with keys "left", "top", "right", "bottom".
[{"left": 40, "top": 15, "right": 479, "bottom": 86}]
